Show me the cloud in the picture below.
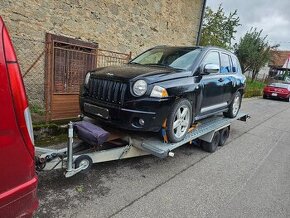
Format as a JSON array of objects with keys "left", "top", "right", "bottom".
[{"left": 206, "top": 0, "right": 290, "bottom": 50}]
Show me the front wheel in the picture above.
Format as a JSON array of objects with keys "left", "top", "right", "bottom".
[
  {"left": 224, "top": 92, "right": 242, "bottom": 118},
  {"left": 166, "top": 99, "right": 192, "bottom": 143}
]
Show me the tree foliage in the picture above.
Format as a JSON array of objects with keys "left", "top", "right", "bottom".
[
  {"left": 234, "top": 28, "right": 273, "bottom": 81},
  {"left": 200, "top": 4, "right": 240, "bottom": 49}
]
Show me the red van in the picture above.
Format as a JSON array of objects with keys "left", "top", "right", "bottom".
[{"left": 0, "top": 17, "right": 38, "bottom": 217}]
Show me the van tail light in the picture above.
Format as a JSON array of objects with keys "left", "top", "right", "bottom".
[{"left": 2, "top": 23, "right": 35, "bottom": 158}]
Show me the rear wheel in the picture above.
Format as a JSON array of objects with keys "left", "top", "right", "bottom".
[
  {"left": 224, "top": 92, "right": 242, "bottom": 118},
  {"left": 263, "top": 94, "right": 267, "bottom": 99},
  {"left": 201, "top": 131, "right": 220, "bottom": 153},
  {"left": 286, "top": 96, "right": 290, "bottom": 102},
  {"left": 166, "top": 99, "right": 192, "bottom": 143}
]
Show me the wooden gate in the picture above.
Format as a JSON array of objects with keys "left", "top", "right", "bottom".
[{"left": 45, "top": 34, "right": 98, "bottom": 121}]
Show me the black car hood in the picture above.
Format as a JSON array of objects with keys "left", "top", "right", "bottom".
[{"left": 90, "top": 64, "right": 192, "bottom": 84}]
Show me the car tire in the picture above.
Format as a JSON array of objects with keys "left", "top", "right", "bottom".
[
  {"left": 219, "top": 126, "right": 230, "bottom": 146},
  {"left": 263, "top": 94, "right": 267, "bottom": 99},
  {"left": 286, "top": 97, "right": 290, "bottom": 102},
  {"left": 166, "top": 99, "right": 192, "bottom": 143},
  {"left": 201, "top": 131, "right": 220, "bottom": 153},
  {"left": 223, "top": 92, "right": 242, "bottom": 118}
]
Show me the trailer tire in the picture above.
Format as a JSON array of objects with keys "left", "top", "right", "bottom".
[
  {"left": 74, "top": 155, "right": 92, "bottom": 173},
  {"left": 219, "top": 126, "right": 230, "bottom": 146},
  {"left": 201, "top": 131, "right": 220, "bottom": 153}
]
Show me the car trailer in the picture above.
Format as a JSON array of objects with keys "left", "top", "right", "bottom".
[{"left": 35, "top": 112, "right": 249, "bottom": 178}]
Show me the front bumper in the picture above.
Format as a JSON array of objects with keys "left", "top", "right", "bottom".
[{"left": 80, "top": 96, "right": 174, "bottom": 132}]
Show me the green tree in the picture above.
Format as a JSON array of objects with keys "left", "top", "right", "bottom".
[
  {"left": 235, "top": 28, "right": 273, "bottom": 81},
  {"left": 200, "top": 4, "right": 240, "bottom": 49}
]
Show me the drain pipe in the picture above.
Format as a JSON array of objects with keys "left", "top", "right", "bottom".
[{"left": 196, "top": 0, "right": 207, "bottom": 46}]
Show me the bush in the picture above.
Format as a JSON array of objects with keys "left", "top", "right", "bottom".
[{"left": 244, "top": 79, "right": 266, "bottom": 98}]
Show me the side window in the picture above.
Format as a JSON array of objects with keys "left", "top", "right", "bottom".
[
  {"left": 220, "top": 53, "right": 232, "bottom": 73},
  {"left": 232, "top": 56, "right": 242, "bottom": 73},
  {"left": 202, "top": 51, "right": 220, "bottom": 73}
]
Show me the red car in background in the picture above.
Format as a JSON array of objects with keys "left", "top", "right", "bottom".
[
  {"left": 0, "top": 17, "right": 38, "bottom": 217},
  {"left": 263, "top": 83, "right": 290, "bottom": 102}
]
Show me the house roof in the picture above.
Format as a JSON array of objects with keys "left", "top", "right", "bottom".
[{"left": 269, "top": 50, "right": 290, "bottom": 68}]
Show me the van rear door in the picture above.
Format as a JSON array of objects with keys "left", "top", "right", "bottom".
[{"left": 0, "top": 17, "right": 38, "bottom": 217}]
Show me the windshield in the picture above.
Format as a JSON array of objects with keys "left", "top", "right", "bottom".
[{"left": 130, "top": 47, "right": 202, "bottom": 70}]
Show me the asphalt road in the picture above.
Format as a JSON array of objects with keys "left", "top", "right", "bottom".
[{"left": 35, "top": 98, "right": 290, "bottom": 218}]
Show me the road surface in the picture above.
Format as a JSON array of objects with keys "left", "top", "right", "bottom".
[{"left": 35, "top": 98, "right": 290, "bottom": 218}]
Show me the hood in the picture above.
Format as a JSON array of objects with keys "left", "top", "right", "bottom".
[{"left": 90, "top": 64, "right": 192, "bottom": 84}]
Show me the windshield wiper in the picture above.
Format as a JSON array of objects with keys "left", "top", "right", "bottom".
[
  {"left": 129, "top": 62, "right": 142, "bottom": 65},
  {"left": 144, "top": 63, "right": 183, "bottom": 71}
]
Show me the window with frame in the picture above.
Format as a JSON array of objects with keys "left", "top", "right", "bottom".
[
  {"left": 202, "top": 51, "right": 220, "bottom": 72},
  {"left": 232, "top": 56, "right": 242, "bottom": 73},
  {"left": 220, "top": 53, "right": 232, "bottom": 73}
]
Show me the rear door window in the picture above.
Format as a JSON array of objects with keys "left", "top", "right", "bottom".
[{"left": 220, "top": 53, "right": 232, "bottom": 73}]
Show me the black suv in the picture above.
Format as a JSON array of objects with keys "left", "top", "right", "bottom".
[{"left": 80, "top": 46, "right": 246, "bottom": 142}]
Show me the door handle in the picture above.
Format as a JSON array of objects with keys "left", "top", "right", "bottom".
[{"left": 218, "top": 78, "right": 224, "bottom": 82}]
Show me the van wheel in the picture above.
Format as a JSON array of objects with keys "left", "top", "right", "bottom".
[
  {"left": 201, "top": 131, "right": 220, "bottom": 153},
  {"left": 219, "top": 126, "right": 230, "bottom": 146},
  {"left": 74, "top": 155, "right": 93, "bottom": 173},
  {"left": 224, "top": 92, "right": 241, "bottom": 118},
  {"left": 166, "top": 99, "right": 192, "bottom": 143}
]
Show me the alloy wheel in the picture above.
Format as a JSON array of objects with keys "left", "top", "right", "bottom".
[
  {"left": 232, "top": 95, "right": 241, "bottom": 116},
  {"left": 173, "top": 105, "right": 190, "bottom": 139}
]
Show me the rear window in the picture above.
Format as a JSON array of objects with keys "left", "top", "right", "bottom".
[{"left": 269, "top": 83, "right": 290, "bottom": 90}]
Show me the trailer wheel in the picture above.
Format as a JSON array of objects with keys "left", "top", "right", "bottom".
[
  {"left": 219, "top": 126, "right": 230, "bottom": 146},
  {"left": 201, "top": 131, "right": 220, "bottom": 153},
  {"left": 74, "top": 155, "right": 92, "bottom": 173}
]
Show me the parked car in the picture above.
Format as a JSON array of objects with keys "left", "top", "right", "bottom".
[
  {"left": 263, "top": 83, "right": 290, "bottom": 102},
  {"left": 80, "top": 46, "right": 246, "bottom": 142},
  {"left": 0, "top": 17, "right": 38, "bottom": 217}
]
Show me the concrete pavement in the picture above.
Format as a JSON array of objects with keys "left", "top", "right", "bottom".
[{"left": 35, "top": 98, "right": 290, "bottom": 218}]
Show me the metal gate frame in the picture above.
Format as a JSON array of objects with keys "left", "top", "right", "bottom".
[{"left": 44, "top": 33, "right": 98, "bottom": 121}]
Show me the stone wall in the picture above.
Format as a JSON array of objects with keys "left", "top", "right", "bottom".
[
  {"left": 1, "top": 0, "right": 203, "bottom": 55},
  {"left": 0, "top": 0, "right": 203, "bottom": 109}
]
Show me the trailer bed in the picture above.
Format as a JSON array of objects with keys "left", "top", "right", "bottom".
[{"left": 35, "top": 112, "right": 249, "bottom": 177}]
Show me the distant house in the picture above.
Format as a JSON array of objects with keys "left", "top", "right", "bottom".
[{"left": 269, "top": 50, "right": 290, "bottom": 78}]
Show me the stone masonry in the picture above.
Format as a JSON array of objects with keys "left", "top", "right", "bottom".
[{"left": 0, "top": 0, "right": 203, "bottom": 110}]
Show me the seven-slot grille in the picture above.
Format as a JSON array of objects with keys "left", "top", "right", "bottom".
[{"left": 88, "top": 77, "right": 127, "bottom": 105}]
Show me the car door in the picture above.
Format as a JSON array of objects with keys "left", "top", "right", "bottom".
[
  {"left": 220, "top": 52, "right": 235, "bottom": 103},
  {"left": 199, "top": 51, "right": 227, "bottom": 114}
]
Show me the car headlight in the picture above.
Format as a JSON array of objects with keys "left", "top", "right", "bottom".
[
  {"left": 133, "top": 80, "right": 147, "bottom": 96},
  {"left": 84, "top": 72, "right": 91, "bottom": 87},
  {"left": 150, "top": 86, "right": 168, "bottom": 98}
]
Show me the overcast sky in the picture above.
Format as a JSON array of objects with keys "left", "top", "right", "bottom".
[{"left": 206, "top": 0, "right": 290, "bottom": 50}]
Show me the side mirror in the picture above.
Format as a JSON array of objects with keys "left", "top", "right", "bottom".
[{"left": 202, "top": 64, "right": 220, "bottom": 75}]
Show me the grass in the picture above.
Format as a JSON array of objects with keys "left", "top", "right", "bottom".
[
  {"left": 30, "top": 104, "right": 45, "bottom": 115},
  {"left": 244, "top": 78, "right": 266, "bottom": 98}
]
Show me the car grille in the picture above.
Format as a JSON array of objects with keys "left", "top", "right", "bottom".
[{"left": 88, "top": 77, "right": 127, "bottom": 105}]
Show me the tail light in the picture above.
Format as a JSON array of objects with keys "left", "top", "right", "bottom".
[{"left": 2, "top": 23, "right": 35, "bottom": 158}]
